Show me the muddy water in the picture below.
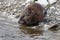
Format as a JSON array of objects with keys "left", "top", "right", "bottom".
[{"left": 0, "top": 16, "right": 60, "bottom": 40}]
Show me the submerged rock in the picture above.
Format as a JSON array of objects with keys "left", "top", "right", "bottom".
[{"left": 49, "top": 23, "right": 60, "bottom": 30}]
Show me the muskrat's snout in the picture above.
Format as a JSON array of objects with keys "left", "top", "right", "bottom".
[
  {"left": 18, "top": 20, "right": 24, "bottom": 24},
  {"left": 18, "top": 15, "right": 32, "bottom": 25},
  {"left": 18, "top": 15, "right": 25, "bottom": 24}
]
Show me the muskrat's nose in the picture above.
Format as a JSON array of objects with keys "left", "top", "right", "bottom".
[{"left": 18, "top": 20, "right": 24, "bottom": 24}]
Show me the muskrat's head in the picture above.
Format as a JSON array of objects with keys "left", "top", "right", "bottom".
[
  {"left": 18, "top": 3, "right": 46, "bottom": 26},
  {"left": 18, "top": 10, "right": 37, "bottom": 26}
]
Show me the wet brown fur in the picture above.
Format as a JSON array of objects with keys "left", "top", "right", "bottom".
[{"left": 18, "top": 3, "right": 45, "bottom": 26}]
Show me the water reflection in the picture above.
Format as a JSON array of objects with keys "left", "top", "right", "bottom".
[
  {"left": 19, "top": 25, "right": 43, "bottom": 37},
  {"left": 19, "top": 24, "right": 60, "bottom": 38}
]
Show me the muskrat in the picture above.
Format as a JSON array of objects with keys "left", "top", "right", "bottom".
[{"left": 18, "top": 3, "right": 47, "bottom": 26}]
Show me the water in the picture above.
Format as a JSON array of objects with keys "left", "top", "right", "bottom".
[
  {"left": 0, "top": 0, "right": 60, "bottom": 40},
  {"left": 0, "top": 15, "right": 60, "bottom": 40}
]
